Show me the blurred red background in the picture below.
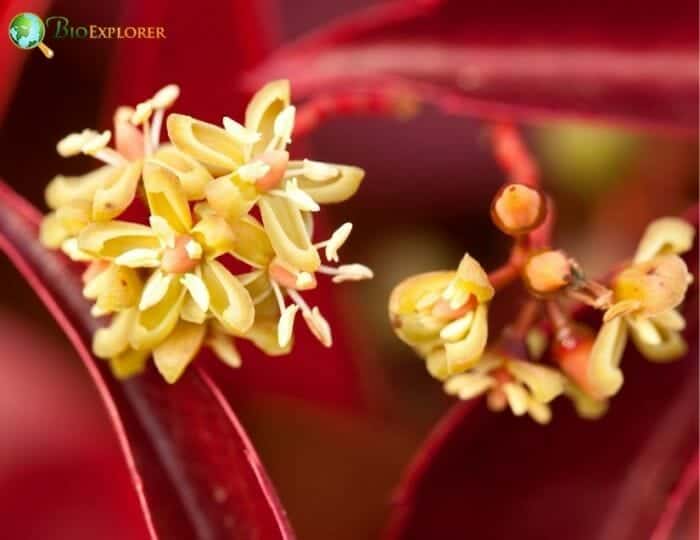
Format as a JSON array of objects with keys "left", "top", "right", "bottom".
[{"left": 0, "top": 0, "right": 697, "bottom": 538}]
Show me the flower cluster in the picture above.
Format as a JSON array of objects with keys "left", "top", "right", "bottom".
[
  {"left": 389, "top": 126, "right": 694, "bottom": 424},
  {"left": 40, "top": 81, "right": 372, "bottom": 383}
]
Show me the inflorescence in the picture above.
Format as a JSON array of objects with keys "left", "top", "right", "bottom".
[
  {"left": 40, "top": 81, "right": 373, "bottom": 383},
  {"left": 389, "top": 124, "right": 695, "bottom": 424}
]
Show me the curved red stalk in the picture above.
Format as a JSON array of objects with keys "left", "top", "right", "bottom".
[
  {"left": 0, "top": 180, "right": 295, "bottom": 540},
  {"left": 649, "top": 451, "right": 699, "bottom": 540}
]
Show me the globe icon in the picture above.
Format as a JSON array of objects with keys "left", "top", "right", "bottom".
[{"left": 8, "top": 13, "right": 53, "bottom": 58}]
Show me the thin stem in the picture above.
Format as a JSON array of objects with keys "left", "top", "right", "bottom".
[
  {"left": 545, "top": 300, "right": 572, "bottom": 340},
  {"left": 489, "top": 122, "right": 539, "bottom": 188},
  {"left": 293, "top": 88, "right": 419, "bottom": 139},
  {"left": 511, "top": 299, "right": 541, "bottom": 340}
]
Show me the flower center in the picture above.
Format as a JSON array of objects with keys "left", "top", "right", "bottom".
[
  {"left": 161, "top": 235, "right": 202, "bottom": 274},
  {"left": 253, "top": 150, "right": 289, "bottom": 192}
]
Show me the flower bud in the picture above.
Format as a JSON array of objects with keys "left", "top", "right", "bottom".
[
  {"left": 523, "top": 250, "right": 573, "bottom": 295},
  {"left": 490, "top": 183, "right": 546, "bottom": 235}
]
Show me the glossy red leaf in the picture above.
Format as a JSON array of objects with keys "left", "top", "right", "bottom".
[
  {"left": 0, "top": 180, "right": 294, "bottom": 540},
  {"left": 246, "top": 0, "right": 699, "bottom": 133},
  {"left": 384, "top": 214, "right": 698, "bottom": 540}
]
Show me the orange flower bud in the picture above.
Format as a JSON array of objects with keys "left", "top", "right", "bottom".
[
  {"left": 523, "top": 250, "right": 573, "bottom": 295},
  {"left": 490, "top": 183, "right": 546, "bottom": 235},
  {"left": 552, "top": 325, "right": 603, "bottom": 400}
]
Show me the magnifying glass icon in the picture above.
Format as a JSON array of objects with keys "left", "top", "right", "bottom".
[{"left": 8, "top": 12, "right": 54, "bottom": 59}]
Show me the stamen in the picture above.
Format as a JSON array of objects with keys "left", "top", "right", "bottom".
[
  {"left": 321, "top": 223, "right": 352, "bottom": 262},
  {"left": 81, "top": 130, "right": 112, "bottom": 155},
  {"left": 328, "top": 264, "right": 374, "bottom": 283},
  {"left": 92, "top": 148, "right": 129, "bottom": 168},
  {"left": 115, "top": 248, "right": 162, "bottom": 268},
  {"left": 180, "top": 272, "right": 210, "bottom": 312},
  {"left": 151, "top": 84, "right": 180, "bottom": 109},
  {"left": 439, "top": 311, "right": 475, "bottom": 342},
  {"left": 278, "top": 305, "right": 299, "bottom": 347},
  {"left": 223, "top": 116, "right": 262, "bottom": 145},
  {"left": 416, "top": 291, "right": 441, "bottom": 311},
  {"left": 150, "top": 108, "right": 165, "bottom": 150},
  {"left": 140, "top": 271, "right": 172, "bottom": 310},
  {"left": 57, "top": 130, "right": 96, "bottom": 156},
  {"left": 270, "top": 178, "right": 320, "bottom": 212},
  {"left": 271, "top": 280, "right": 287, "bottom": 314},
  {"left": 238, "top": 160, "right": 270, "bottom": 183},
  {"left": 269, "top": 105, "right": 295, "bottom": 151},
  {"left": 131, "top": 101, "right": 154, "bottom": 156},
  {"left": 301, "top": 159, "right": 339, "bottom": 181},
  {"left": 296, "top": 272, "right": 315, "bottom": 289}
]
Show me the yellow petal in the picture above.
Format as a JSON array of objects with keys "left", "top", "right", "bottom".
[
  {"left": 589, "top": 316, "right": 628, "bottom": 397},
  {"left": 92, "top": 264, "right": 143, "bottom": 312},
  {"left": 143, "top": 160, "right": 192, "bottom": 233},
  {"left": 444, "top": 373, "right": 493, "bottom": 400},
  {"left": 444, "top": 303, "right": 489, "bottom": 374},
  {"left": 189, "top": 216, "right": 236, "bottom": 260},
  {"left": 455, "top": 253, "right": 495, "bottom": 303},
  {"left": 291, "top": 161, "right": 365, "bottom": 204},
  {"left": 201, "top": 260, "right": 254, "bottom": 333},
  {"left": 241, "top": 319, "right": 291, "bottom": 356},
  {"left": 389, "top": 271, "right": 455, "bottom": 346},
  {"left": 93, "top": 308, "right": 138, "bottom": 359},
  {"left": 78, "top": 221, "right": 160, "bottom": 259},
  {"left": 207, "top": 325, "right": 242, "bottom": 368},
  {"left": 92, "top": 161, "right": 142, "bottom": 221},
  {"left": 526, "top": 399, "right": 552, "bottom": 424},
  {"left": 39, "top": 212, "right": 72, "bottom": 248},
  {"left": 654, "top": 308, "right": 686, "bottom": 332},
  {"left": 507, "top": 360, "right": 565, "bottom": 403},
  {"left": 181, "top": 272, "right": 210, "bottom": 312},
  {"left": 245, "top": 79, "right": 290, "bottom": 156},
  {"left": 181, "top": 293, "right": 207, "bottom": 324},
  {"left": 166, "top": 114, "right": 244, "bottom": 176},
  {"left": 425, "top": 348, "right": 450, "bottom": 381},
  {"left": 45, "top": 165, "right": 115, "bottom": 209},
  {"left": 228, "top": 215, "right": 275, "bottom": 268},
  {"left": 109, "top": 348, "right": 149, "bottom": 380},
  {"left": 139, "top": 270, "right": 173, "bottom": 310},
  {"left": 259, "top": 196, "right": 320, "bottom": 272},
  {"left": 502, "top": 382, "right": 529, "bottom": 415},
  {"left": 149, "top": 144, "right": 213, "bottom": 200},
  {"left": 153, "top": 321, "right": 206, "bottom": 383},
  {"left": 614, "top": 255, "right": 691, "bottom": 317},
  {"left": 634, "top": 217, "right": 695, "bottom": 263},
  {"left": 130, "top": 278, "right": 186, "bottom": 350},
  {"left": 40, "top": 201, "right": 92, "bottom": 249},
  {"left": 204, "top": 173, "right": 258, "bottom": 222},
  {"left": 564, "top": 382, "right": 608, "bottom": 420},
  {"left": 629, "top": 316, "right": 687, "bottom": 362}
]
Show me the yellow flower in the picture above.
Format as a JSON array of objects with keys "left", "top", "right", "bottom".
[
  {"left": 215, "top": 206, "right": 372, "bottom": 350},
  {"left": 78, "top": 161, "right": 255, "bottom": 382},
  {"left": 166, "top": 80, "right": 364, "bottom": 272},
  {"left": 444, "top": 351, "right": 565, "bottom": 424},
  {"left": 589, "top": 217, "right": 695, "bottom": 397},
  {"left": 389, "top": 253, "right": 494, "bottom": 380},
  {"left": 39, "top": 84, "right": 212, "bottom": 260}
]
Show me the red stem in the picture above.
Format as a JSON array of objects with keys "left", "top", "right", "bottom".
[
  {"left": 293, "top": 87, "right": 418, "bottom": 138},
  {"left": 489, "top": 123, "right": 540, "bottom": 188},
  {"left": 649, "top": 451, "right": 699, "bottom": 540}
]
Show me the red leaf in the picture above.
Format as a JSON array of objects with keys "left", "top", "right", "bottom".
[
  {"left": 0, "top": 180, "right": 294, "bottom": 540},
  {"left": 246, "top": 0, "right": 699, "bottom": 133}
]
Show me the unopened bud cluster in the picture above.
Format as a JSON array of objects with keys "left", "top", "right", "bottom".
[{"left": 40, "top": 80, "right": 373, "bottom": 383}]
